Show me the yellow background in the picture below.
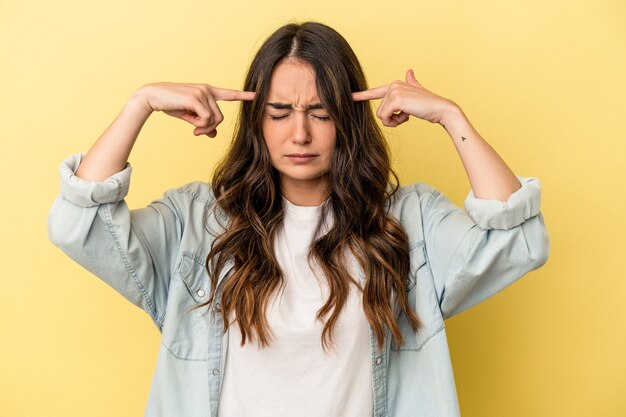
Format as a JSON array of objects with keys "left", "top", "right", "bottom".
[{"left": 1, "top": 0, "right": 624, "bottom": 416}]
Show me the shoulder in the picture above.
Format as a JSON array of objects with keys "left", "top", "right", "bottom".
[
  {"left": 390, "top": 182, "right": 443, "bottom": 214},
  {"left": 163, "top": 181, "right": 217, "bottom": 207},
  {"left": 387, "top": 182, "right": 445, "bottom": 246},
  {"left": 150, "top": 181, "right": 220, "bottom": 227}
]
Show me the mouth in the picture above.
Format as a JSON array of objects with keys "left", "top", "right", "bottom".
[{"left": 285, "top": 153, "right": 318, "bottom": 163}]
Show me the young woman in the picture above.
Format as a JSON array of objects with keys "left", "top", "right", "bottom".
[{"left": 48, "top": 21, "right": 549, "bottom": 417}]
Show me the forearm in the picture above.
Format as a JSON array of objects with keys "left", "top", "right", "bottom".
[
  {"left": 440, "top": 106, "right": 521, "bottom": 202},
  {"left": 75, "top": 89, "right": 153, "bottom": 181}
]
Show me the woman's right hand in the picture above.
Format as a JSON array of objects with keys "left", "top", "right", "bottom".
[{"left": 133, "top": 82, "right": 256, "bottom": 138}]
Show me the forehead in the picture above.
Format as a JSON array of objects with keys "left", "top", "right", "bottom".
[{"left": 266, "top": 59, "right": 320, "bottom": 104}]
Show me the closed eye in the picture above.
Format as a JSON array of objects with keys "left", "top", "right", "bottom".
[{"left": 267, "top": 113, "right": 331, "bottom": 121}]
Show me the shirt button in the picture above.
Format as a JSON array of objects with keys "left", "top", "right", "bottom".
[
  {"left": 196, "top": 289, "right": 206, "bottom": 298},
  {"left": 212, "top": 368, "right": 220, "bottom": 375},
  {"left": 375, "top": 356, "right": 382, "bottom": 365}
]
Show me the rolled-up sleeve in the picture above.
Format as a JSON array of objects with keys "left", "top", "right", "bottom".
[
  {"left": 47, "top": 154, "right": 183, "bottom": 330},
  {"left": 58, "top": 153, "right": 132, "bottom": 207},
  {"left": 463, "top": 176, "right": 541, "bottom": 230},
  {"left": 421, "top": 176, "right": 550, "bottom": 319}
]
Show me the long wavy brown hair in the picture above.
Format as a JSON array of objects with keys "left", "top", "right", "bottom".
[{"left": 197, "top": 21, "right": 421, "bottom": 352}]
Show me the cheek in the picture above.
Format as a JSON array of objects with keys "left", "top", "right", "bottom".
[
  {"left": 321, "top": 126, "right": 337, "bottom": 154},
  {"left": 260, "top": 121, "right": 272, "bottom": 143},
  {"left": 261, "top": 123, "right": 280, "bottom": 160}
]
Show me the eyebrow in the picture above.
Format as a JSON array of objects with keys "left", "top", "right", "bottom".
[{"left": 266, "top": 102, "right": 325, "bottom": 110}]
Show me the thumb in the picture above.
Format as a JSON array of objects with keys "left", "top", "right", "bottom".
[{"left": 406, "top": 69, "right": 421, "bottom": 87}]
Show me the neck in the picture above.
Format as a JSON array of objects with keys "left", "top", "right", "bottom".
[{"left": 280, "top": 176, "right": 329, "bottom": 206}]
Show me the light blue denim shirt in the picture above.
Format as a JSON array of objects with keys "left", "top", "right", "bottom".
[{"left": 48, "top": 153, "right": 549, "bottom": 417}]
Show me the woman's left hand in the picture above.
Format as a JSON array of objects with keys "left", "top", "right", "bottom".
[{"left": 352, "top": 69, "right": 458, "bottom": 127}]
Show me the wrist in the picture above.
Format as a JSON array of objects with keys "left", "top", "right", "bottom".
[
  {"left": 127, "top": 86, "right": 155, "bottom": 119},
  {"left": 438, "top": 102, "right": 464, "bottom": 128}
]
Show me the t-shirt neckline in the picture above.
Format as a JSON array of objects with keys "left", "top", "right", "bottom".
[{"left": 282, "top": 196, "right": 329, "bottom": 221}]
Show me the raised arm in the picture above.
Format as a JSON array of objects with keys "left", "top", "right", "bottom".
[
  {"left": 354, "top": 70, "right": 549, "bottom": 317},
  {"left": 49, "top": 82, "right": 255, "bottom": 326},
  {"left": 352, "top": 69, "right": 520, "bottom": 201},
  {"left": 75, "top": 82, "right": 256, "bottom": 181}
]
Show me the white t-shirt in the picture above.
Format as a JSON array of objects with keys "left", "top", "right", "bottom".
[{"left": 218, "top": 196, "right": 373, "bottom": 417}]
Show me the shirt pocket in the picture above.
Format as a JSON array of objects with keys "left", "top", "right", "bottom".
[
  {"left": 160, "top": 252, "right": 211, "bottom": 361},
  {"left": 390, "top": 241, "right": 445, "bottom": 351}
]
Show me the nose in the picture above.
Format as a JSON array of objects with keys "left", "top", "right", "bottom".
[{"left": 292, "top": 111, "right": 311, "bottom": 145}]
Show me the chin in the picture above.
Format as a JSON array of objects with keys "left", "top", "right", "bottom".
[{"left": 277, "top": 168, "right": 329, "bottom": 183}]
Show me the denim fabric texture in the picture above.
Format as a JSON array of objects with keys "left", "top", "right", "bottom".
[{"left": 48, "top": 153, "right": 550, "bottom": 417}]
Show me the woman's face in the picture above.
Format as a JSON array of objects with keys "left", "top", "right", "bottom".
[{"left": 261, "top": 59, "right": 337, "bottom": 201}]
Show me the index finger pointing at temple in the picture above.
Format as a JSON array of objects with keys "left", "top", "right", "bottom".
[
  {"left": 210, "top": 86, "right": 256, "bottom": 101},
  {"left": 352, "top": 85, "right": 389, "bottom": 101}
]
